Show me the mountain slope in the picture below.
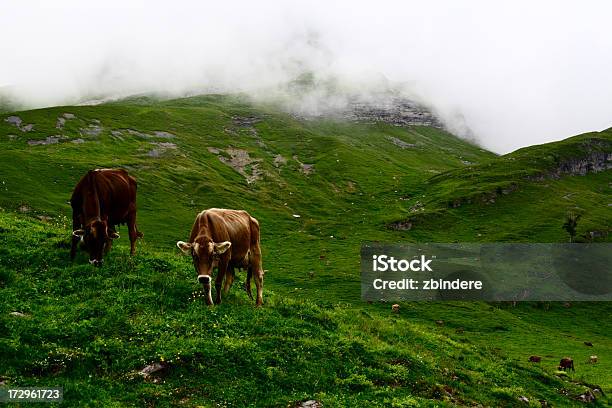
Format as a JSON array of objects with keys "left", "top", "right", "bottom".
[
  {"left": 0, "top": 95, "right": 611, "bottom": 406},
  {"left": 392, "top": 130, "right": 612, "bottom": 242}
]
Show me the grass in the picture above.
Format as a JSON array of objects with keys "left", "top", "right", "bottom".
[{"left": 0, "top": 94, "right": 610, "bottom": 406}]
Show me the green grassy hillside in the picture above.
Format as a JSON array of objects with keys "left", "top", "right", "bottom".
[{"left": 1, "top": 95, "right": 610, "bottom": 406}]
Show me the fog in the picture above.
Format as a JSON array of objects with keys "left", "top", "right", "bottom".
[{"left": 2, "top": 0, "right": 612, "bottom": 153}]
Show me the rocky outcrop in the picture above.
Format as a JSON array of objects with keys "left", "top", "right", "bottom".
[
  {"left": 529, "top": 151, "right": 612, "bottom": 181},
  {"left": 345, "top": 97, "right": 443, "bottom": 128},
  {"left": 292, "top": 96, "right": 443, "bottom": 128}
]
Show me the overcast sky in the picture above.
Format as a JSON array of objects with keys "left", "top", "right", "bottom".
[{"left": 2, "top": 0, "right": 612, "bottom": 153}]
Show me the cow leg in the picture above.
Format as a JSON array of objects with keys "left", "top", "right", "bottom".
[
  {"left": 254, "top": 268, "right": 264, "bottom": 306},
  {"left": 104, "top": 238, "right": 113, "bottom": 255},
  {"left": 127, "top": 210, "right": 139, "bottom": 255},
  {"left": 223, "top": 266, "right": 235, "bottom": 294},
  {"left": 215, "top": 259, "right": 229, "bottom": 305},
  {"left": 70, "top": 214, "right": 80, "bottom": 260},
  {"left": 245, "top": 267, "right": 253, "bottom": 300}
]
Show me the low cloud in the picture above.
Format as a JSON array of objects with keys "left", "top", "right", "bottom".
[{"left": 2, "top": 0, "right": 612, "bottom": 153}]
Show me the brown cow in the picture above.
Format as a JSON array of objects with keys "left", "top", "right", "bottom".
[
  {"left": 528, "top": 356, "right": 542, "bottom": 363},
  {"left": 177, "top": 208, "right": 264, "bottom": 306},
  {"left": 70, "top": 169, "right": 142, "bottom": 266},
  {"left": 558, "top": 357, "right": 575, "bottom": 371}
]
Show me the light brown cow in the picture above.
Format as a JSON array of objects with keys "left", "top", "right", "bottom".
[{"left": 177, "top": 208, "right": 264, "bottom": 306}]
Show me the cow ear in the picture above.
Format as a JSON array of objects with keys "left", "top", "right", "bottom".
[
  {"left": 213, "top": 241, "right": 231, "bottom": 255},
  {"left": 177, "top": 241, "right": 193, "bottom": 255},
  {"left": 73, "top": 229, "right": 85, "bottom": 237},
  {"left": 109, "top": 231, "right": 120, "bottom": 239}
]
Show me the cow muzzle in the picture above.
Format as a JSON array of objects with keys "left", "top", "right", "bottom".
[{"left": 198, "top": 275, "right": 214, "bottom": 305}]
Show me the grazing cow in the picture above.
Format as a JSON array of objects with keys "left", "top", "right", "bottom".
[
  {"left": 558, "top": 357, "right": 575, "bottom": 371},
  {"left": 177, "top": 208, "right": 264, "bottom": 306},
  {"left": 70, "top": 169, "right": 142, "bottom": 266},
  {"left": 528, "top": 355, "right": 542, "bottom": 363}
]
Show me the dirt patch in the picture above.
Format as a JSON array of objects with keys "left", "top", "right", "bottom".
[
  {"left": 210, "top": 147, "right": 263, "bottom": 183},
  {"left": 293, "top": 155, "right": 315, "bottom": 175},
  {"left": 273, "top": 154, "right": 287, "bottom": 167}
]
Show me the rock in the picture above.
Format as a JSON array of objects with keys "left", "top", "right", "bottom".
[
  {"left": 56, "top": 117, "right": 66, "bottom": 129},
  {"left": 584, "top": 341, "right": 593, "bottom": 347},
  {"left": 28, "top": 136, "right": 62, "bottom": 146},
  {"left": 9, "top": 311, "right": 27, "bottom": 317},
  {"left": 576, "top": 391, "right": 596, "bottom": 403},
  {"left": 387, "top": 135, "right": 416, "bottom": 149},
  {"left": 79, "top": 124, "right": 103, "bottom": 137},
  {"left": 299, "top": 400, "right": 321, "bottom": 408},
  {"left": 292, "top": 214, "right": 301, "bottom": 218},
  {"left": 153, "top": 131, "right": 175, "bottom": 138},
  {"left": 518, "top": 396, "right": 529, "bottom": 403},
  {"left": 291, "top": 95, "right": 444, "bottom": 128},
  {"left": 5, "top": 115, "right": 34, "bottom": 132},
  {"left": 126, "top": 129, "right": 155, "bottom": 139},
  {"left": 435, "top": 320, "right": 444, "bottom": 326},
  {"left": 300, "top": 163, "right": 315, "bottom": 174},
  {"left": 392, "top": 304, "right": 400, "bottom": 313},
  {"left": 5, "top": 115, "right": 22, "bottom": 126},
  {"left": 528, "top": 355, "right": 541, "bottom": 363},
  {"left": 72, "top": 138, "right": 85, "bottom": 144},
  {"left": 18, "top": 205, "right": 30, "bottom": 213},
  {"left": 147, "top": 142, "right": 177, "bottom": 158},
  {"left": 139, "top": 362, "right": 168, "bottom": 378},
  {"left": 388, "top": 220, "right": 412, "bottom": 231},
  {"left": 63, "top": 113, "right": 76, "bottom": 119}
]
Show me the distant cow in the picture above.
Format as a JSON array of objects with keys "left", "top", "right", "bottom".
[
  {"left": 528, "top": 356, "right": 542, "bottom": 363},
  {"left": 558, "top": 357, "right": 575, "bottom": 372},
  {"left": 70, "top": 169, "right": 142, "bottom": 265},
  {"left": 177, "top": 208, "right": 264, "bottom": 306}
]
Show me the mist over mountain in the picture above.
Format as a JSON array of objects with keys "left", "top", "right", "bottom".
[{"left": 2, "top": 1, "right": 612, "bottom": 153}]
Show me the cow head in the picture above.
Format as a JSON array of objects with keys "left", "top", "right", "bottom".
[
  {"left": 176, "top": 239, "right": 231, "bottom": 304},
  {"left": 72, "top": 219, "right": 119, "bottom": 266}
]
